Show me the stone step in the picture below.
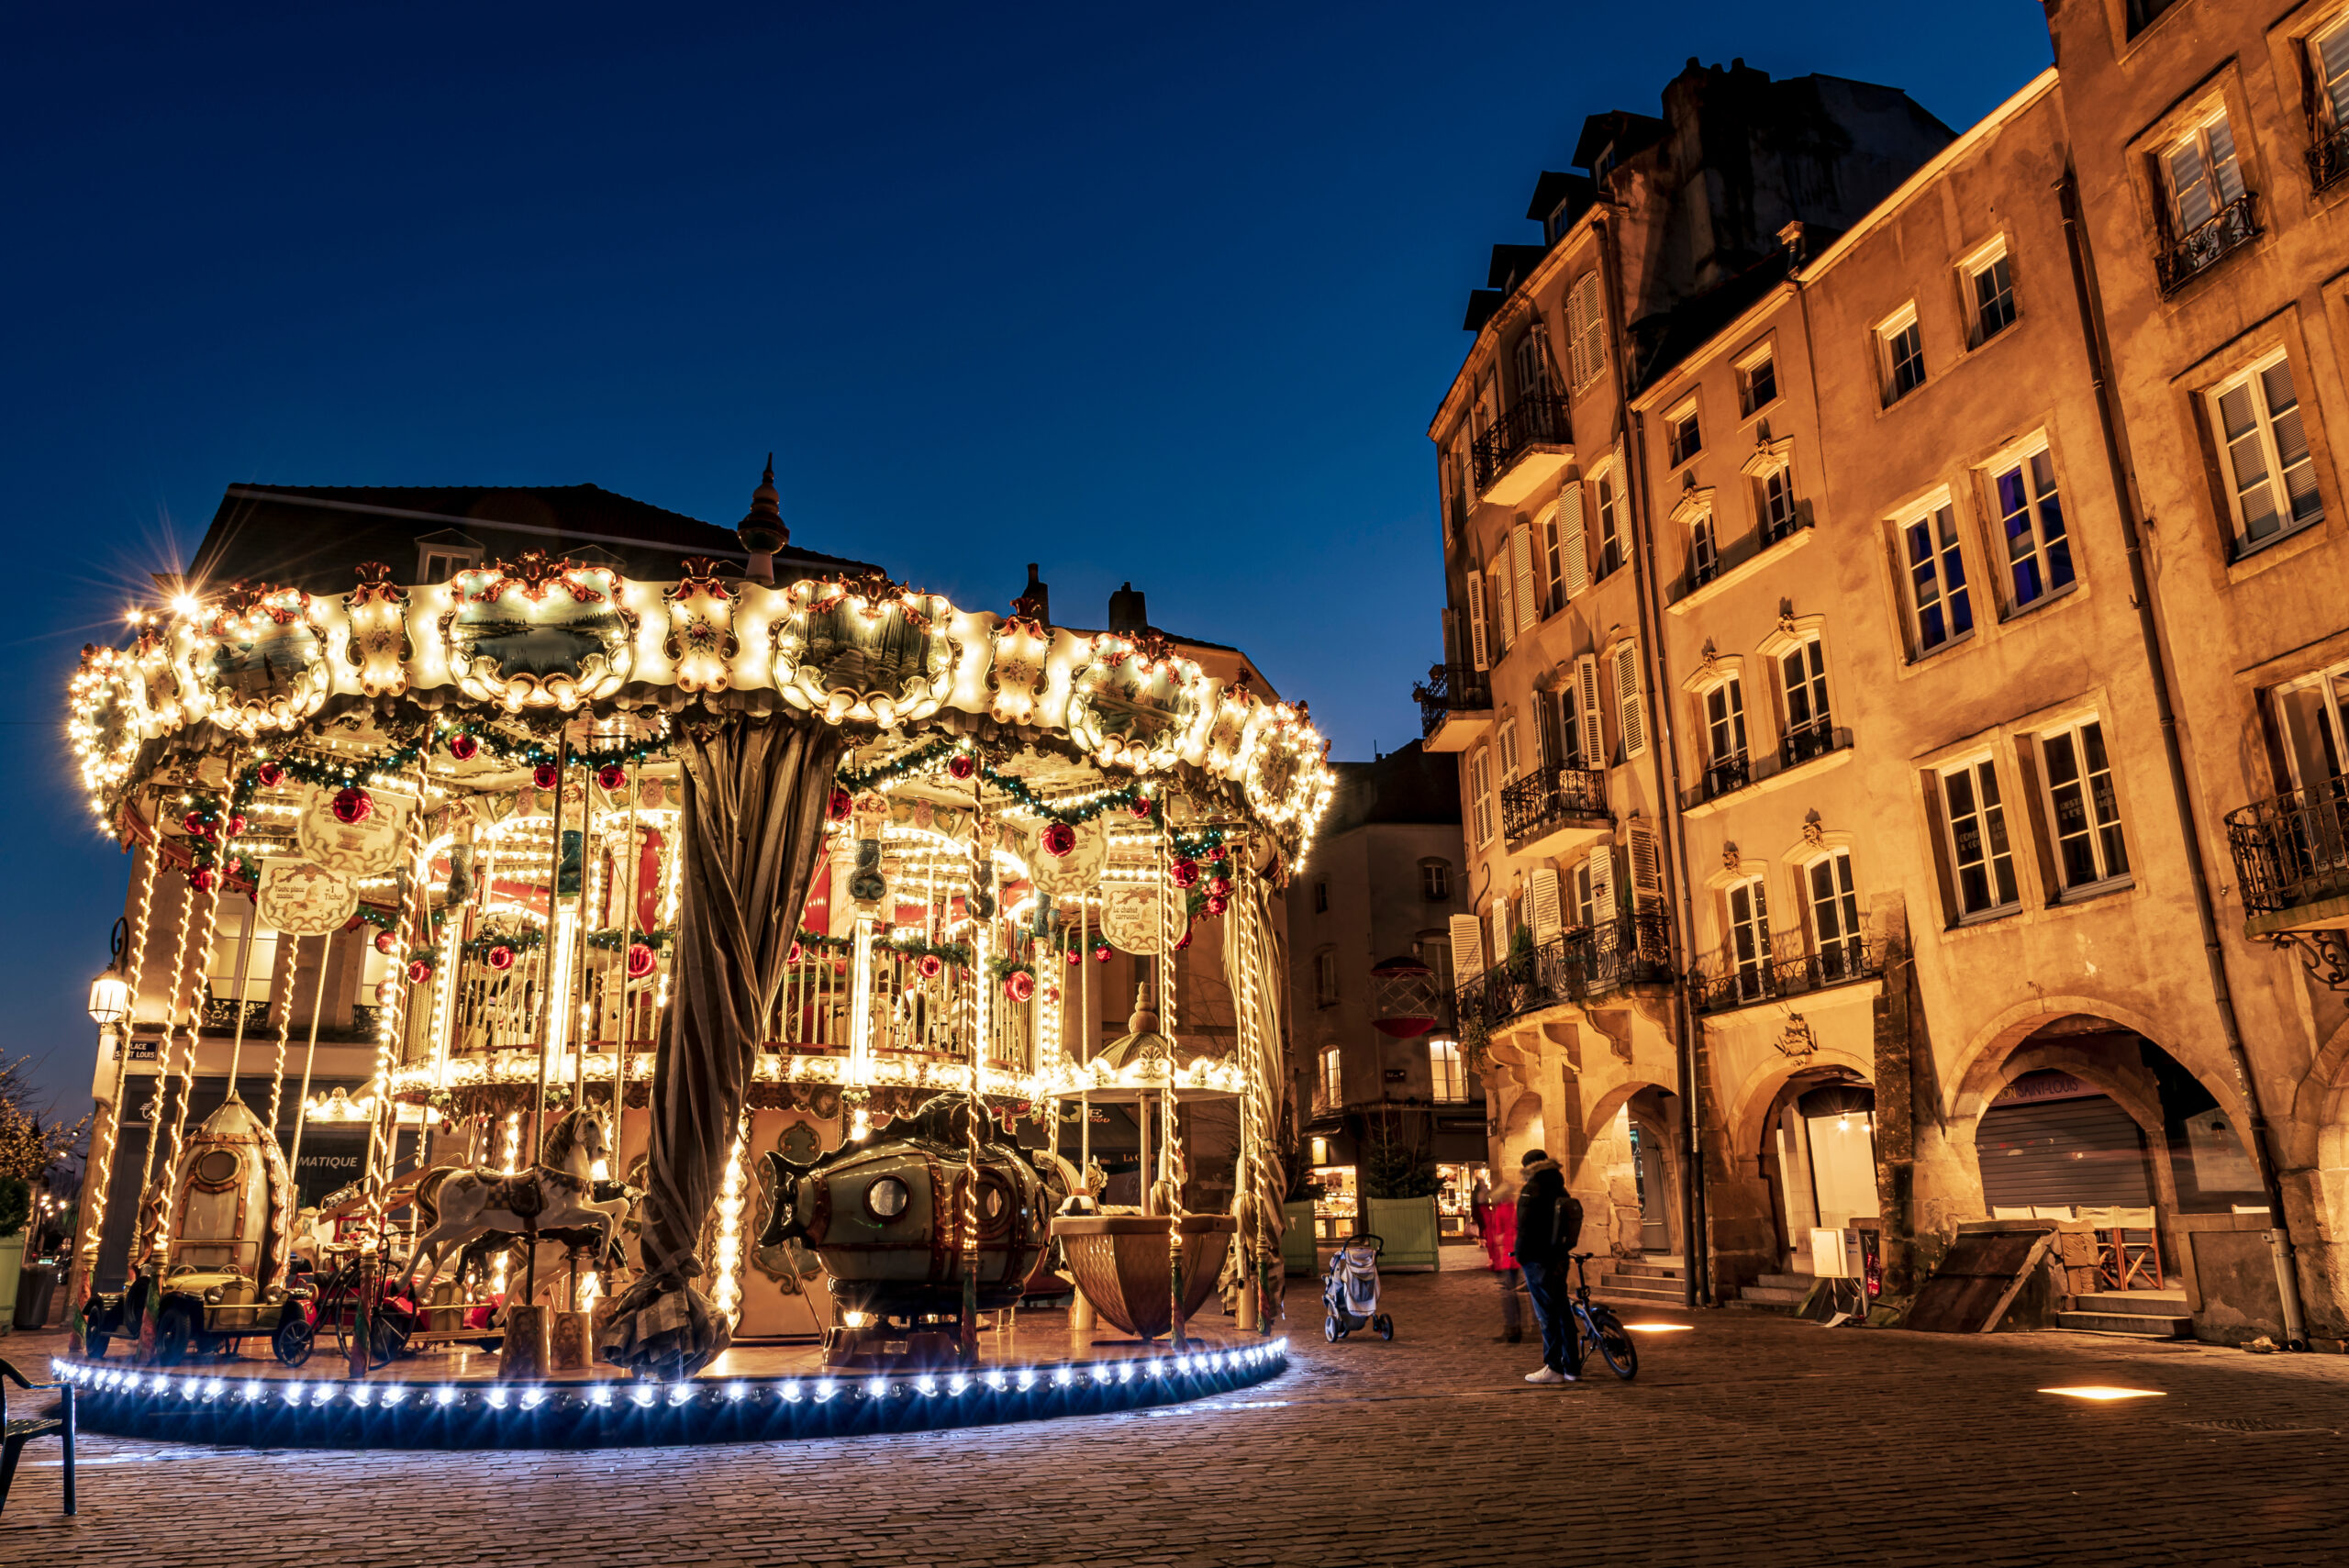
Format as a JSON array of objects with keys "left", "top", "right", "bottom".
[
  {"left": 1613, "top": 1262, "right": 1685, "bottom": 1280},
  {"left": 2071, "top": 1290, "right": 2187, "bottom": 1313},
  {"left": 2054, "top": 1309, "right": 2190, "bottom": 1339},
  {"left": 1597, "top": 1280, "right": 1686, "bottom": 1305},
  {"left": 1722, "top": 1296, "right": 1801, "bottom": 1315},
  {"left": 1753, "top": 1273, "right": 1813, "bottom": 1291},
  {"left": 1737, "top": 1284, "right": 1811, "bottom": 1306}
]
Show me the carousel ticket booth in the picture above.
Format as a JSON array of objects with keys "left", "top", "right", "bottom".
[{"left": 59, "top": 528, "right": 1326, "bottom": 1446}]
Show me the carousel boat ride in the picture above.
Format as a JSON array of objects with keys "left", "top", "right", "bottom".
[{"left": 54, "top": 487, "right": 1327, "bottom": 1448}]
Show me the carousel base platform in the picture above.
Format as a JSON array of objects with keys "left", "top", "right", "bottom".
[{"left": 44, "top": 1314, "right": 1290, "bottom": 1450}]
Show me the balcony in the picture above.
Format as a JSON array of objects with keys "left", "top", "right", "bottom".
[
  {"left": 2155, "top": 193, "right": 2259, "bottom": 296},
  {"left": 1702, "top": 753, "right": 1750, "bottom": 801},
  {"left": 1781, "top": 718, "right": 1840, "bottom": 769},
  {"left": 2226, "top": 786, "right": 2349, "bottom": 936},
  {"left": 1453, "top": 914, "right": 1673, "bottom": 1030},
  {"left": 2310, "top": 126, "right": 2349, "bottom": 196},
  {"left": 1414, "top": 662, "right": 1494, "bottom": 753},
  {"left": 1470, "top": 394, "right": 1573, "bottom": 507},
  {"left": 1502, "top": 766, "right": 1612, "bottom": 858},
  {"left": 1667, "top": 509, "right": 1816, "bottom": 614},
  {"left": 1685, "top": 724, "right": 1852, "bottom": 817},
  {"left": 1693, "top": 935, "right": 1888, "bottom": 1017}
]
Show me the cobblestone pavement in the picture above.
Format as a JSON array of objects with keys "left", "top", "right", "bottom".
[{"left": 6, "top": 1264, "right": 2348, "bottom": 1566}]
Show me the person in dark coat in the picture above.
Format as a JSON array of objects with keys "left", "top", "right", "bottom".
[{"left": 1512, "top": 1148, "right": 1583, "bottom": 1384}]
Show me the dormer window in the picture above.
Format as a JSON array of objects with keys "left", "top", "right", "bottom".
[{"left": 414, "top": 529, "right": 484, "bottom": 585}]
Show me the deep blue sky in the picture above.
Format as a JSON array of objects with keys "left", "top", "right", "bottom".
[{"left": 1, "top": 2, "right": 2051, "bottom": 1110}]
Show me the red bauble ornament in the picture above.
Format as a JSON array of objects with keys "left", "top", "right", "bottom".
[
  {"left": 1206, "top": 894, "right": 1229, "bottom": 916},
  {"left": 1169, "top": 858, "right": 1200, "bottom": 889},
  {"left": 1208, "top": 873, "right": 1232, "bottom": 896},
  {"left": 1064, "top": 947, "right": 1083, "bottom": 966},
  {"left": 788, "top": 941, "right": 803, "bottom": 964},
  {"left": 828, "top": 788, "right": 853, "bottom": 823},
  {"left": 531, "top": 763, "right": 560, "bottom": 790},
  {"left": 947, "top": 751, "right": 976, "bottom": 781},
  {"left": 1174, "top": 929, "right": 1193, "bottom": 951},
  {"left": 188, "top": 867, "right": 217, "bottom": 891},
  {"left": 1129, "top": 796, "right": 1154, "bottom": 818},
  {"left": 627, "top": 941, "right": 657, "bottom": 979},
  {"left": 446, "top": 734, "right": 479, "bottom": 762},
  {"left": 918, "top": 952, "right": 944, "bottom": 981},
  {"left": 1092, "top": 942, "right": 1112, "bottom": 963},
  {"left": 226, "top": 813, "right": 247, "bottom": 838},
  {"left": 406, "top": 958, "right": 434, "bottom": 984},
  {"left": 1041, "top": 822, "right": 1076, "bottom": 859},
  {"left": 373, "top": 930, "right": 398, "bottom": 954},
  {"left": 375, "top": 979, "right": 400, "bottom": 1007},
  {"left": 486, "top": 944, "right": 517, "bottom": 973},
  {"left": 254, "top": 762, "right": 284, "bottom": 788},
  {"left": 183, "top": 809, "right": 212, "bottom": 839},
  {"left": 1206, "top": 843, "right": 1228, "bottom": 862},
  {"left": 1003, "top": 970, "right": 1036, "bottom": 1004},
  {"left": 331, "top": 786, "right": 373, "bottom": 825},
  {"left": 598, "top": 763, "right": 628, "bottom": 791}
]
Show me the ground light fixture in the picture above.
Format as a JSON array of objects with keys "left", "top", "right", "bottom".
[
  {"left": 2037, "top": 1385, "right": 2166, "bottom": 1401},
  {"left": 1623, "top": 1323, "right": 1694, "bottom": 1333}
]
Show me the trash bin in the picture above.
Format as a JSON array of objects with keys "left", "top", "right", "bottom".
[{"left": 13, "top": 1262, "right": 57, "bottom": 1329}]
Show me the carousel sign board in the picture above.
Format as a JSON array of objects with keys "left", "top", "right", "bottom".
[
  {"left": 257, "top": 860, "right": 360, "bottom": 936},
  {"left": 1098, "top": 882, "right": 1186, "bottom": 955},
  {"left": 295, "top": 788, "right": 406, "bottom": 878}
]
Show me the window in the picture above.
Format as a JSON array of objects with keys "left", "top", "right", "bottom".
[
  {"left": 1467, "top": 748, "right": 1494, "bottom": 847},
  {"left": 1497, "top": 716, "right": 1522, "bottom": 779},
  {"left": 1877, "top": 304, "right": 1926, "bottom": 404},
  {"left": 1940, "top": 759, "right": 2020, "bottom": 918},
  {"left": 1666, "top": 399, "right": 1702, "bottom": 466},
  {"left": 1965, "top": 240, "right": 2016, "bottom": 345},
  {"left": 1489, "top": 563, "right": 1513, "bottom": 655},
  {"left": 1512, "top": 329, "right": 1547, "bottom": 405},
  {"left": 2126, "top": 0, "right": 2180, "bottom": 38},
  {"left": 1806, "top": 851, "right": 1864, "bottom": 977},
  {"left": 1758, "top": 467, "right": 1799, "bottom": 543},
  {"left": 206, "top": 903, "right": 281, "bottom": 1007},
  {"left": 1319, "top": 1046, "right": 1343, "bottom": 1106},
  {"left": 2317, "top": 20, "right": 2349, "bottom": 138},
  {"left": 1726, "top": 876, "right": 1771, "bottom": 1001},
  {"left": 1313, "top": 950, "right": 1338, "bottom": 1008},
  {"left": 1313, "top": 880, "right": 1330, "bottom": 914},
  {"left": 1421, "top": 929, "right": 1456, "bottom": 995},
  {"left": 1779, "top": 637, "right": 1832, "bottom": 762},
  {"left": 1702, "top": 678, "right": 1749, "bottom": 796},
  {"left": 1902, "top": 502, "right": 1974, "bottom": 655},
  {"left": 1572, "top": 849, "right": 1612, "bottom": 931},
  {"left": 1593, "top": 469, "right": 1625, "bottom": 579},
  {"left": 1990, "top": 444, "right": 2075, "bottom": 609},
  {"left": 1540, "top": 503, "right": 1565, "bottom": 615},
  {"left": 1738, "top": 347, "right": 1778, "bottom": 417},
  {"left": 1611, "top": 642, "right": 1647, "bottom": 761},
  {"left": 2210, "top": 352, "right": 2322, "bottom": 553},
  {"left": 1566, "top": 271, "right": 1608, "bottom": 390},
  {"left": 2041, "top": 719, "right": 2130, "bottom": 893},
  {"left": 1429, "top": 1040, "right": 1466, "bottom": 1103},
  {"left": 1689, "top": 510, "right": 1719, "bottom": 585},
  {"left": 2165, "top": 110, "right": 2246, "bottom": 237},
  {"left": 1421, "top": 861, "right": 1451, "bottom": 901}
]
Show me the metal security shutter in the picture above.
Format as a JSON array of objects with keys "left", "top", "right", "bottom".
[
  {"left": 1448, "top": 912, "right": 1486, "bottom": 983},
  {"left": 1977, "top": 1095, "right": 2154, "bottom": 1210}
]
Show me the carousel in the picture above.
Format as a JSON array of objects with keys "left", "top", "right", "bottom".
[{"left": 53, "top": 493, "right": 1327, "bottom": 1447}]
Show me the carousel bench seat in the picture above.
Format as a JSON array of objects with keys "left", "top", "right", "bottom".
[{"left": 0, "top": 1357, "right": 75, "bottom": 1517}]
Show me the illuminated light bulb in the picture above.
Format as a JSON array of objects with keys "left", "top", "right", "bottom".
[
  {"left": 435, "top": 1386, "right": 459, "bottom": 1407},
  {"left": 915, "top": 1376, "right": 938, "bottom": 1398},
  {"left": 241, "top": 1380, "right": 265, "bottom": 1402},
  {"left": 865, "top": 1376, "right": 888, "bottom": 1400},
  {"left": 630, "top": 1385, "right": 658, "bottom": 1408},
  {"left": 814, "top": 1379, "right": 839, "bottom": 1404},
  {"left": 1052, "top": 1366, "right": 1074, "bottom": 1387},
  {"left": 282, "top": 1381, "right": 306, "bottom": 1405},
  {"left": 588, "top": 1386, "right": 613, "bottom": 1407},
  {"left": 381, "top": 1385, "right": 410, "bottom": 1407},
  {"left": 724, "top": 1381, "right": 749, "bottom": 1403},
  {"left": 348, "top": 1385, "right": 374, "bottom": 1407},
  {"left": 1016, "top": 1370, "right": 1037, "bottom": 1392},
  {"left": 780, "top": 1381, "right": 802, "bottom": 1404},
  {"left": 948, "top": 1375, "right": 970, "bottom": 1396}
]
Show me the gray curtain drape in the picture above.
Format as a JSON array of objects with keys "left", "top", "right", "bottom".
[{"left": 597, "top": 715, "right": 843, "bottom": 1376}]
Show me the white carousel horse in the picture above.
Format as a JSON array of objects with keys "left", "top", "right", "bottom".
[{"left": 395, "top": 1107, "right": 616, "bottom": 1296}]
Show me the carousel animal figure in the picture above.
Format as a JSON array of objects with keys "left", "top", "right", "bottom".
[
  {"left": 429, "top": 1179, "right": 643, "bottom": 1310},
  {"left": 395, "top": 1106, "right": 616, "bottom": 1298}
]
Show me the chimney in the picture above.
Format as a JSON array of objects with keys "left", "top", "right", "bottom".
[
  {"left": 1014, "top": 562, "right": 1051, "bottom": 624},
  {"left": 736, "top": 454, "right": 788, "bottom": 584},
  {"left": 1108, "top": 581, "right": 1148, "bottom": 635}
]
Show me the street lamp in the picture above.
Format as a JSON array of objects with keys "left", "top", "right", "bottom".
[{"left": 87, "top": 915, "right": 133, "bottom": 1028}]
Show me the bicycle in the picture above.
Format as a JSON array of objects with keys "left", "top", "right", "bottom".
[{"left": 1564, "top": 1251, "right": 1638, "bottom": 1382}]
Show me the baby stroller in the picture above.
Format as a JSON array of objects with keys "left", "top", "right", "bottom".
[{"left": 1322, "top": 1233, "right": 1394, "bottom": 1341}]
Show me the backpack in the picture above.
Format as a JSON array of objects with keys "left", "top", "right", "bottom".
[{"left": 1552, "top": 1194, "right": 1584, "bottom": 1255}]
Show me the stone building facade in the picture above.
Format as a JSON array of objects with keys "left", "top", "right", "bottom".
[{"left": 1427, "top": 4, "right": 2349, "bottom": 1341}]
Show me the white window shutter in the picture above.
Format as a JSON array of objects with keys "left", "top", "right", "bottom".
[
  {"left": 1613, "top": 642, "right": 1647, "bottom": 759},
  {"left": 1587, "top": 847, "right": 1617, "bottom": 939},
  {"left": 1575, "top": 272, "right": 1609, "bottom": 391},
  {"left": 1465, "top": 573, "right": 1489, "bottom": 672},
  {"left": 1576, "top": 653, "right": 1605, "bottom": 767},
  {"left": 1528, "top": 867, "right": 1563, "bottom": 941},
  {"left": 1448, "top": 912, "right": 1486, "bottom": 982},
  {"left": 1558, "top": 484, "right": 1588, "bottom": 598},
  {"left": 1628, "top": 820, "right": 1664, "bottom": 915},
  {"left": 1565, "top": 278, "right": 1590, "bottom": 388},
  {"left": 1491, "top": 894, "right": 1513, "bottom": 962},
  {"left": 1511, "top": 522, "right": 1538, "bottom": 633},
  {"left": 1492, "top": 565, "right": 1513, "bottom": 651}
]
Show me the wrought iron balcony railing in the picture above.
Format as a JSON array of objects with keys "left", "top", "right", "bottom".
[
  {"left": 1693, "top": 935, "right": 1888, "bottom": 1016},
  {"left": 2155, "top": 193, "right": 2259, "bottom": 295},
  {"left": 1413, "top": 662, "right": 1494, "bottom": 740},
  {"left": 2226, "top": 785, "right": 2349, "bottom": 917},
  {"left": 1703, "top": 753, "right": 1750, "bottom": 801},
  {"left": 1453, "top": 914, "right": 1673, "bottom": 1029},
  {"left": 1781, "top": 718, "right": 1842, "bottom": 769},
  {"left": 2310, "top": 126, "right": 2349, "bottom": 195},
  {"left": 1470, "top": 394, "right": 1569, "bottom": 493},
  {"left": 1502, "top": 767, "right": 1610, "bottom": 845}
]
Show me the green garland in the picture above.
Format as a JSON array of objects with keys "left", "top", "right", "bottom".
[
  {"left": 441, "top": 721, "right": 666, "bottom": 775},
  {"left": 833, "top": 738, "right": 1161, "bottom": 828},
  {"left": 584, "top": 927, "right": 673, "bottom": 952},
  {"left": 461, "top": 926, "right": 544, "bottom": 960}
]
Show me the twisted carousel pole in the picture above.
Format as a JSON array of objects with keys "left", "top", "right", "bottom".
[{"left": 70, "top": 840, "right": 160, "bottom": 1343}]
